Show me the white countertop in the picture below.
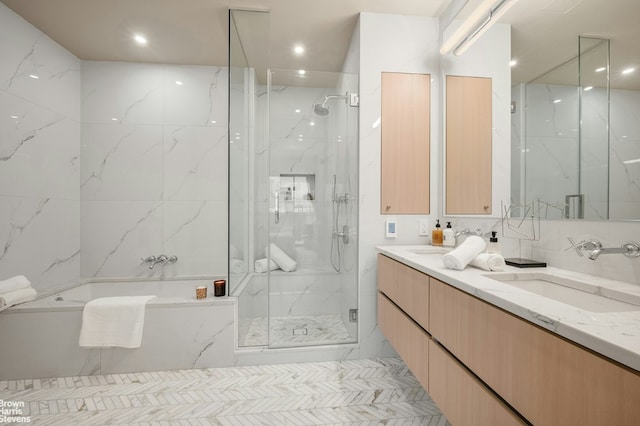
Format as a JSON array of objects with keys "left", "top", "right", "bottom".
[{"left": 377, "top": 245, "right": 640, "bottom": 372}]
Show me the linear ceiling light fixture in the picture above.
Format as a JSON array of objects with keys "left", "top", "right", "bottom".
[{"left": 440, "top": 0, "right": 519, "bottom": 56}]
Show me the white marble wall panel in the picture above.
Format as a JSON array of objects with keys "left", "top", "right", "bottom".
[
  {"left": 81, "top": 201, "right": 163, "bottom": 278},
  {"left": 164, "top": 200, "right": 227, "bottom": 277},
  {"left": 81, "top": 124, "right": 163, "bottom": 201},
  {"left": 268, "top": 273, "right": 343, "bottom": 317},
  {"left": 82, "top": 61, "right": 163, "bottom": 125},
  {"left": 0, "top": 310, "right": 99, "bottom": 380},
  {"left": 0, "top": 92, "right": 80, "bottom": 199},
  {"left": 0, "top": 3, "right": 81, "bottom": 121},
  {"left": 358, "top": 13, "right": 443, "bottom": 360},
  {"left": 163, "top": 65, "right": 227, "bottom": 126},
  {"left": 0, "top": 198, "right": 80, "bottom": 292},
  {"left": 0, "top": 4, "right": 81, "bottom": 291},
  {"left": 100, "top": 303, "right": 235, "bottom": 374},
  {"left": 164, "top": 125, "right": 228, "bottom": 200},
  {"left": 81, "top": 60, "right": 228, "bottom": 279}
]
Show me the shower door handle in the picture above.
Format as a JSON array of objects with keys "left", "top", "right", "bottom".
[{"left": 274, "top": 191, "right": 280, "bottom": 224}]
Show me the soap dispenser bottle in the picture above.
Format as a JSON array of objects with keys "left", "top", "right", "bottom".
[
  {"left": 432, "top": 219, "right": 443, "bottom": 246},
  {"left": 443, "top": 222, "right": 455, "bottom": 247},
  {"left": 487, "top": 231, "right": 501, "bottom": 254}
]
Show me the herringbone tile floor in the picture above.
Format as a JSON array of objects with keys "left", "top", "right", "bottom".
[{"left": 0, "top": 358, "right": 450, "bottom": 425}]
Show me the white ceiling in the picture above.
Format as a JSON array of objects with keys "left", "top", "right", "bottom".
[{"left": 2, "top": 0, "right": 639, "bottom": 89}]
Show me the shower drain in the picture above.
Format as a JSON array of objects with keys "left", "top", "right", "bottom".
[{"left": 293, "top": 328, "right": 308, "bottom": 336}]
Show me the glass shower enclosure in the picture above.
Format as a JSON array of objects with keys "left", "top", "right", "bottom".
[{"left": 228, "top": 9, "right": 359, "bottom": 349}]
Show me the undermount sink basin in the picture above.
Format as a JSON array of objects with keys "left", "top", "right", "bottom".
[
  {"left": 406, "top": 247, "right": 452, "bottom": 255},
  {"left": 484, "top": 272, "right": 640, "bottom": 313}
]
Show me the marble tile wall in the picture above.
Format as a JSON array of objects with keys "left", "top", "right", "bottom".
[
  {"left": 0, "top": 3, "right": 81, "bottom": 292},
  {"left": 80, "top": 61, "right": 228, "bottom": 279}
]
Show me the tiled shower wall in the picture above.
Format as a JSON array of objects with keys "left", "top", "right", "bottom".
[
  {"left": 0, "top": 3, "right": 81, "bottom": 292},
  {"left": 0, "top": 4, "right": 230, "bottom": 290}
]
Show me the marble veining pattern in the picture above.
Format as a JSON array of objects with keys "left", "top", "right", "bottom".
[
  {"left": 0, "top": 358, "right": 449, "bottom": 425},
  {"left": 241, "top": 314, "right": 352, "bottom": 347}
]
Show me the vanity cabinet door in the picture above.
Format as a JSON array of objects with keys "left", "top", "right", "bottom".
[
  {"left": 428, "top": 340, "right": 525, "bottom": 426},
  {"left": 429, "top": 278, "right": 640, "bottom": 425},
  {"left": 380, "top": 72, "right": 430, "bottom": 215},
  {"left": 445, "top": 75, "right": 492, "bottom": 215},
  {"left": 378, "top": 293, "right": 429, "bottom": 391},
  {"left": 377, "top": 254, "right": 429, "bottom": 331}
]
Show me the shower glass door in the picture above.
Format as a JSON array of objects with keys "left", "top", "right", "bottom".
[{"left": 264, "top": 68, "right": 359, "bottom": 348}]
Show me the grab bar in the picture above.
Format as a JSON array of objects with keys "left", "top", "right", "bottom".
[{"left": 274, "top": 191, "right": 280, "bottom": 224}]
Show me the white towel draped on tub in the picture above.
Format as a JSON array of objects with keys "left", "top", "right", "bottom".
[
  {"left": 442, "top": 236, "right": 487, "bottom": 271},
  {"left": 79, "top": 296, "right": 157, "bottom": 348}
]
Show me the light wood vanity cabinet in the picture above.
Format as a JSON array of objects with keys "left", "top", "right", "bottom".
[
  {"left": 429, "top": 277, "right": 640, "bottom": 426},
  {"left": 377, "top": 254, "right": 640, "bottom": 425},
  {"left": 380, "top": 72, "right": 430, "bottom": 215}
]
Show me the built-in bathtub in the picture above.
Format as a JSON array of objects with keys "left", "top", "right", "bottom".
[{"left": 0, "top": 279, "right": 236, "bottom": 380}]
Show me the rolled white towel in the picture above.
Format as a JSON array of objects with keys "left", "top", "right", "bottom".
[
  {"left": 0, "top": 287, "right": 37, "bottom": 312},
  {"left": 0, "top": 275, "right": 31, "bottom": 294},
  {"left": 469, "top": 253, "right": 506, "bottom": 271},
  {"left": 442, "top": 236, "right": 487, "bottom": 271},
  {"left": 254, "top": 258, "right": 279, "bottom": 273},
  {"left": 230, "top": 258, "right": 245, "bottom": 273},
  {"left": 267, "top": 243, "right": 297, "bottom": 272}
]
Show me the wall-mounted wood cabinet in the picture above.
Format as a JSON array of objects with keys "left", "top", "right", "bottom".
[
  {"left": 380, "top": 72, "right": 430, "bottom": 215},
  {"left": 445, "top": 75, "right": 492, "bottom": 215}
]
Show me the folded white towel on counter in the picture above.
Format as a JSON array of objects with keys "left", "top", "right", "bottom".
[
  {"left": 267, "top": 243, "right": 297, "bottom": 272},
  {"left": 79, "top": 296, "right": 157, "bottom": 348},
  {"left": 469, "top": 253, "right": 506, "bottom": 271},
  {"left": 0, "top": 275, "right": 32, "bottom": 294},
  {"left": 230, "top": 258, "right": 245, "bottom": 274},
  {"left": 442, "top": 236, "right": 487, "bottom": 271},
  {"left": 0, "top": 287, "right": 37, "bottom": 312},
  {"left": 254, "top": 258, "right": 280, "bottom": 273}
]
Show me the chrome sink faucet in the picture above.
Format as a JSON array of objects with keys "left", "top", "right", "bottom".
[{"left": 566, "top": 238, "right": 640, "bottom": 260}]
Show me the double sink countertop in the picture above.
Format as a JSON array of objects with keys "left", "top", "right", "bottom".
[{"left": 377, "top": 245, "right": 640, "bottom": 372}]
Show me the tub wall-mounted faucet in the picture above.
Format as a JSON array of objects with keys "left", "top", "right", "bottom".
[{"left": 141, "top": 255, "right": 178, "bottom": 269}]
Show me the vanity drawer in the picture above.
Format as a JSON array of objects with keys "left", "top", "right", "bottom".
[
  {"left": 429, "top": 277, "right": 640, "bottom": 425},
  {"left": 377, "top": 254, "right": 430, "bottom": 330},
  {"left": 378, "top": 292, "right": 429, "bottom": 391},
  {"left": 429, "top": 339, "right": 524, "bottom": 426}
]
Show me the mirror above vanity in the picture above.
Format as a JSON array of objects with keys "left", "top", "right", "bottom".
[{"left": 505, "top": 0, "right": 640, "bottom": 221}]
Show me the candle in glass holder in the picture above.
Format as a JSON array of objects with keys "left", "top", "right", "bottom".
[
  {"left": 195, "top": 286, "right": 207, "bottom": 299},
  {"left": 213, "top": 279, "right": 226, "bottom": 297}
]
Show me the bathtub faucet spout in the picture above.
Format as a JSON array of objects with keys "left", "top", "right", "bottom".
[{"left": 148, "top": 254, "right": 178, "bottom": 269}]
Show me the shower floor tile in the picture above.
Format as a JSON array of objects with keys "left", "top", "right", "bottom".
[
  {"left": 241, "top": 314, "right": 353, "bottom": 347},
  {"left": 0, "top": 358, "right": 450, "bottom": 425}
]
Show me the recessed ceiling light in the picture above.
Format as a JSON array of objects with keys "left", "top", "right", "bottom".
[
  {"left": 510, "top": 59, "right": 517, "bottom": 67},
  {"left": 309, "top": 121, "right": 315, "bottom": 126},
  {"left": 111, "top": 117, "right": 118, "bottom": 121},
  {"left": 210, "top": 120, "right": 216, "bottom": 124},
  {"left": 622, "top": 67, "right": 636, "bottom": 75},
  {"left": 298, "top": 69, "right": 306, "bottom": 76},
  {"left": 175, "top": 81, "right": 183, "bottom": 85},
  {"left": 293, "top": 45, "right": 304, "bottom": 55},
  {"left": 10, "top": 115, "right": 18, "bottom": 119},
  {"left": 553, "top": 99, "right": 562, "bottom": 104},
  {"left": 295, "top": 109, "right": 301, "bottom": 113},
  {"left": 584, "top": 86, "right": 593, "bottom": 91},
  {"left": 134, "top": 34, "right": 148, "bottom": 45},
  {"left": 29, "top": 74, "right": 39, "bottom": 79},
  {"left": 595, "top": 67, "right": 606, "bottom": 72}
]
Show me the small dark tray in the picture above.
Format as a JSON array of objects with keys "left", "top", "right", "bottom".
[{"left": 504, "top": 258, "right": 547, "bottom": 268}]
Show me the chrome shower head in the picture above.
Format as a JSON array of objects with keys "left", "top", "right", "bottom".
[
  {"left": 313, "top": 103, "right": 330, "bottom": 116},
  {"left": 313, "top": 92, "right": 349, "bottom": 116}
]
